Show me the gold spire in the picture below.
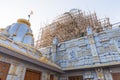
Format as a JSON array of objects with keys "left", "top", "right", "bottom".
[{"left": 17, "top": 18, "right": 31, "bottom": 27}]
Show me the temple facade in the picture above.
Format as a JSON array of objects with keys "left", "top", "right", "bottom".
[
  {"left": 39, "top": 26, "right": 120, "bottom": 80},
  {"left": 0, "top": 17, "right": 120, "bottom": 80}
]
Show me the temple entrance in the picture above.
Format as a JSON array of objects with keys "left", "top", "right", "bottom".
[
  {"left": 112, "top": 73, "right": 120, "bottom": 80},
  {"left": 0, "top": 61, "right": 10, "bottom": 80},
  {"left": 50, "top": 74, "right": 54, "bottom": 80},
  {"left": 24, "top": 69, "right": 41, "bottom": 80},
  {"left": 68, "top": 76, "right": 83, "bottom": 80}
]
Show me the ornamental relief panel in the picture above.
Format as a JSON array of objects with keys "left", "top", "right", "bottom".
[
  {"left": 77, "top": 51, "right": 83, "bottom": 57},
  {"left": 109, "top": 44, "right": 118, "bottom": 52}
]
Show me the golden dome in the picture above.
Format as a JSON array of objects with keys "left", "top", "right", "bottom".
[{"left": 17, "top": 18, "right": 31, "bottom": 27}]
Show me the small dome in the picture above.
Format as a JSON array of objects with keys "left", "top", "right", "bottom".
[
  {"left": 5, "top": 19, "right": 34, "bottom": 46},
  {"left": 17, "top": 18, "right": 31, "bottom": 27}
]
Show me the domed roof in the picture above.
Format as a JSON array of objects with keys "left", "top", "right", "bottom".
[{"left": 17, "top": 18, "right": 31, "bottom": 27}]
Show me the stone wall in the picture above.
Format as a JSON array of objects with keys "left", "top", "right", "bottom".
[
  {"left": 55, "top": 28, "right": 120, "bottom": 69},
  {"left": 39, "top": 27, "right": 120, "bottom": 70}
]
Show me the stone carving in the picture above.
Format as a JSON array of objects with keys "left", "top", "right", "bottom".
[
  {"left": 70, "top": 50, "right": 76, "bottom": 60},
  {"left": 84, "top": 71, "right": 94, "bottom": 79},
  {"left": 87, "top": 26, "right": 93, "bottom": 35},
  {"left": 95, "top": 68, "right": 104, "bottom": 80},
  {"left": 77, "top": 51, "right": 83, "bottom": 57},
  {"left": 99, "top": 52, "right": 120, "bottom": 63},
  {"left": 116, "top": 39, "right": 120, "bottom": 49},
  {"left": 53, "top": 37, "right": 59, "bottom": 45}
]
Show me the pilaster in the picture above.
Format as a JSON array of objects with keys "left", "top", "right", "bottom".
[{"left": 87, "top": 26, "right": 100, "bottom": 64}]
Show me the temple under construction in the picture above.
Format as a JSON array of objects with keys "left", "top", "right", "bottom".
[
  {"left": 36, "top": 9, "right": 111, "bottom": 48},
  {"left": 1, "top": 9, "right": 120, "bottom": 80}
]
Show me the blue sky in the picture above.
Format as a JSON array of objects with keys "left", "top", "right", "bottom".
[{"left": 0, "top": 0, "right": 119, "bottom": 40}]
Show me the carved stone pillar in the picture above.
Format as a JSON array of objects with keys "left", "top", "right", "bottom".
[
  {"left": 87, "top": 26, "right": 100, "bottom": 64},
  {"left": 51, "top": 37, "right": 58, "bottom": 63},
  {"left": 51, "top": 44, "right": 57, "bottom": 62}
]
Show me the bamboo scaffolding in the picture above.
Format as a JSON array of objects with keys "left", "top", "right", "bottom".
[{"left": 36, "top": 9, "right": 111, "bottom": 48}]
